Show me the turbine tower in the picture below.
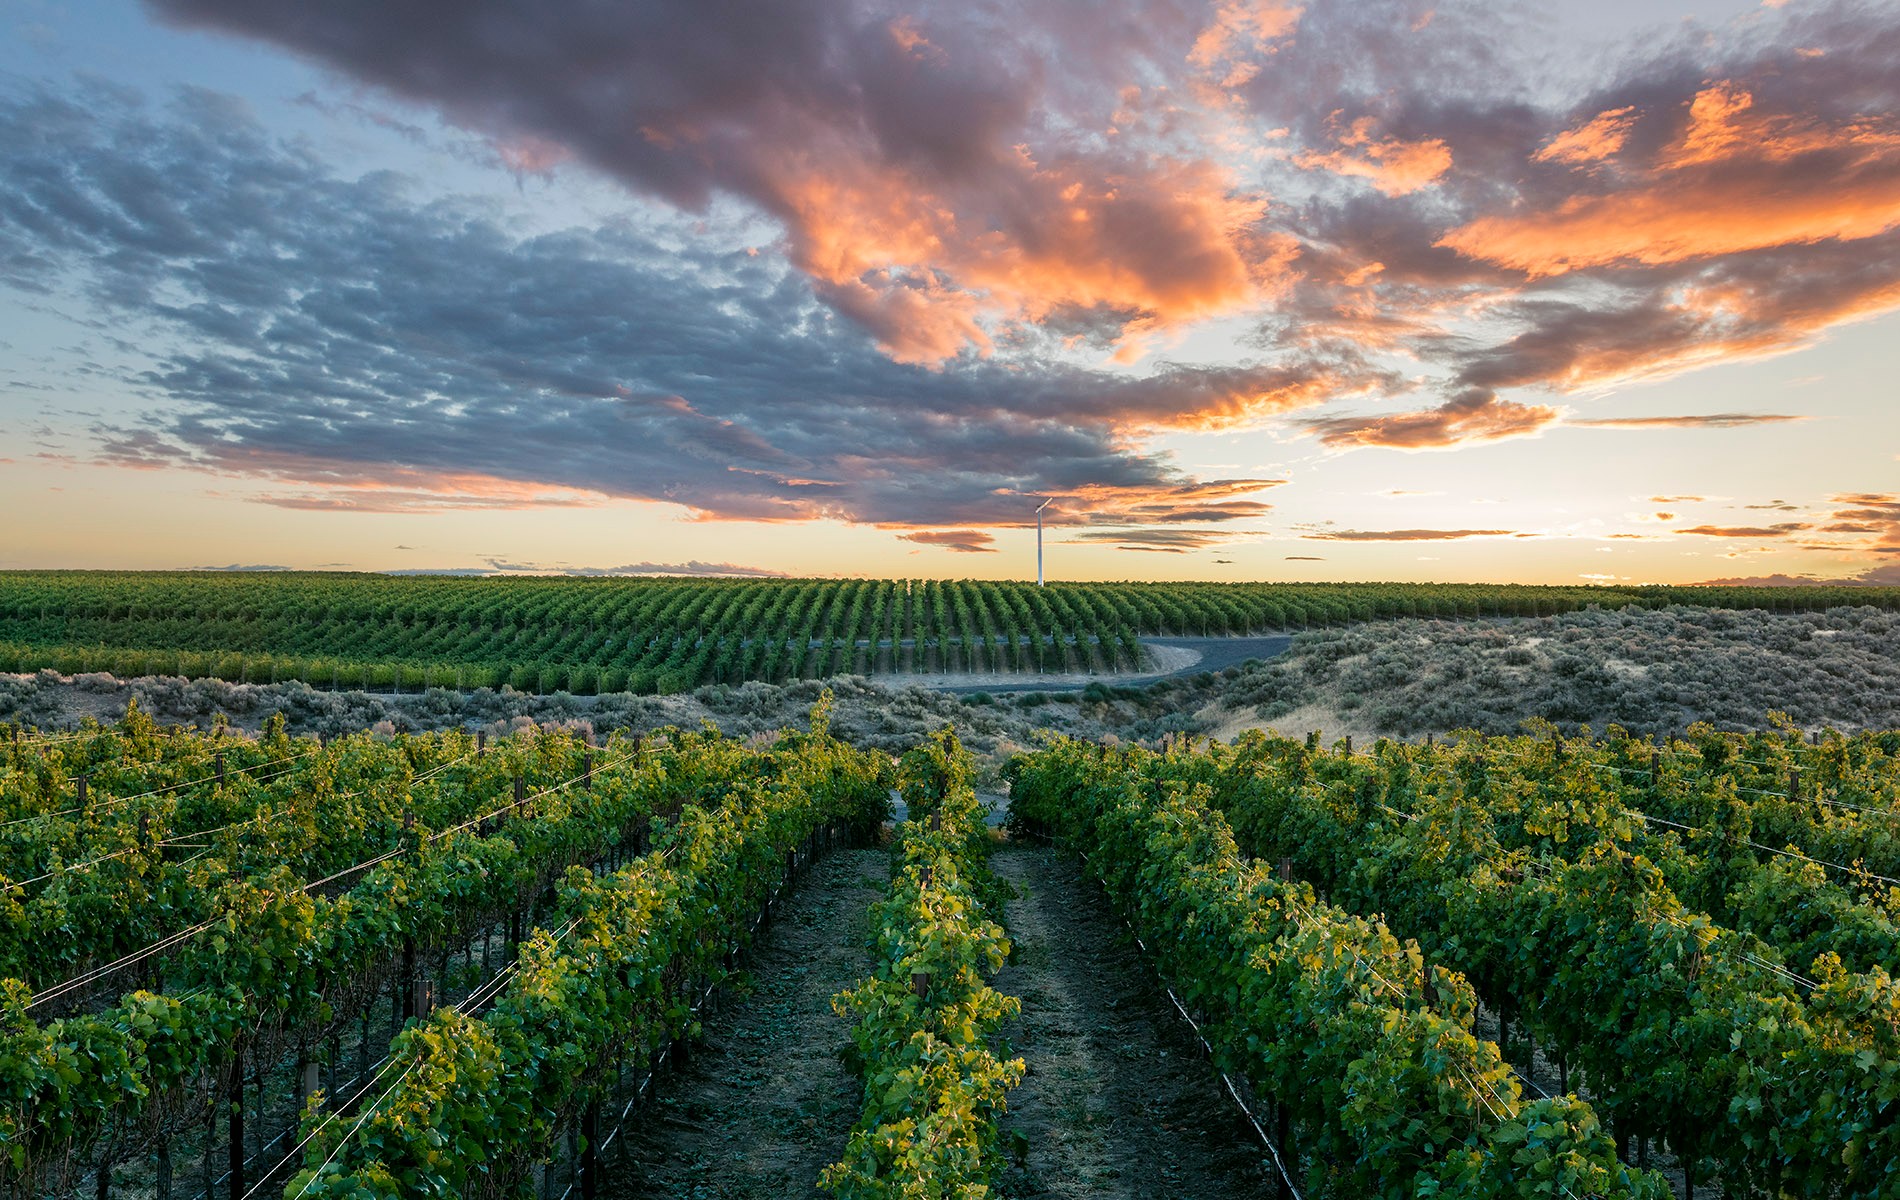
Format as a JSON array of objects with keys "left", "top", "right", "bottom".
[{"left": 1035, "top": 497, "right": 1052, "bottom": 586}]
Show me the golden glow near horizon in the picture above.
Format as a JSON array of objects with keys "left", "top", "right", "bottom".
[{"left": 1, "top": 0, "right": 1896, "bottom": 586}]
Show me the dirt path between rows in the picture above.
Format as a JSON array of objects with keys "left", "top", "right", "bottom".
[
  {"left": 990, "top": 845, "right": 1273, "bottom": 1199},
  {"left": 603, "top": 847, "right": 889, "bottom": 1200}
]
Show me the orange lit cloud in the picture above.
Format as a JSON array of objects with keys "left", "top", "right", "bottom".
[
  {"left": 1534, "top": 106, "right": 1638, "bottom": 165},
  {"left": 246, "top": 477, "right": 602, "bottom": 512},
  {"left": 1441, "top": 83, "right": 1900, "bottom": 276},
  {"left": 1302, "top": 528, "right": 1513, "bottom": 541},
  {"left": 1303, "top": 390, "right": 1559, "bottom": 450},
  {"left": 1067, "top": 528, "right": 1245, "bottom": 552},
  {"left": 1569, "top": 412, "right": 1807, "bottom": 429},
  {"left": 1066, "top": 358, "right": 1395, "bottom": 434},
  {"left": 1676, "top": 523, "right": 1811, "bottom": 537},
  {"left": 1047, "top": 478, "right": 1283, "bottom": 527},
  {"left": 1824, "top": 492, "right": 1900, "bottom": 553},
  {"left": 1188, "top": 0, "right": 1304, "bottom": 89},
  {"left": 896, "top": 529, "right": 997, "bottom": 553},
  {"left": 1297, "top": 116, "right": 1452, "bottom": 196},
  {"left": 776, "top": 150, "right": 1286, "bottom": 364},
  {"left": 59, "top": 0, "right": 1900, "bottom": 565},
  {"left": 101, "top": 436, "right": 615, "bottom": 513}
]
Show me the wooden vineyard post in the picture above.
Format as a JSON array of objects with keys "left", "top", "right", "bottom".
[
  {"left": 300, "top": 1049, "right": 321, "bottom": 1110},
  {"left": 580, "top": 1100, "right": 600, "bottom": 1200},
  {"left": 911, "top": 971, "right": 930, "bottom": 1000},
  {"left": 402, "top": 808, "right": 420, "bottom": 1019},
  {"left": 477, "top": 729, "right": 487, "bottom": 757},
  {"left": 228, "top": 1044, "right": 244, "bottom": 1200},
  {"left": 76, "top": 773, "right": 88, "bottom": 816},
  {"left": 582, "top": 751, "right": 593, "bottom": 791},
  {"left": 252, "top": 1057, "right": 266, "bottom": 1179},
  {"left": 328, "top": 1028, "right": 341, "bottom": 1098}
]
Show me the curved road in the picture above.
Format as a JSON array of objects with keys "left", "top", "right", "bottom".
[{"left": 927, "top": 633, "right": 1293, "bottom": 695}]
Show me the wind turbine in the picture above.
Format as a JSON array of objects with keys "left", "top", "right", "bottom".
[{"left": 1035, "top": 497, "right": 1052, "bottom": 586}]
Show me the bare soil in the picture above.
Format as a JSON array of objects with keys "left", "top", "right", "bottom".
[
  {"left": 600, "top": 848, "right": 889, "bottom": 1200},
  {"left": 989, "top": 844, "right": 1274, "bottom": 1200}
]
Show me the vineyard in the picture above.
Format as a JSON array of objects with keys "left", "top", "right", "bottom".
[
  {"left": 1007, "top": 723, "right": 1900, "bottom": 1198},
  {"left": 3, "top": 572, "right": 1897, "bottom": 695},
  {"left": 0, "top": 702, "right": 890, "bottom": 1199},
  {"left": 6, "top": 700, "right": 1900, "bottom": 1198}
]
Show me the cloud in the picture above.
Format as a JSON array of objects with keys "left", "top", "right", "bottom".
[
  {"left": 394, "top": 559, "right": 787, "bottom": 577},
  {"left": 1188, "top": 0, "right": 1304, "bottom": 85},
  {"left": 1296, "top": 116, "right": 1453, "bottom": 196},
  {"left": 1303, "top": 389, "right": 1559, "bottom": 450},
  {"left": 565, "top": 560, "right": 788, "bottom": 576},
  {"left": 0, "top": 83, "right": 1319, "bottom": 530},
  {"left": 895, "top": 529, "right": 997, "bottom": 553},
  {"left": 1696, "top": 562, "right": 1900, "bottom": 586},
  {"left": 1675, "top": 523, "right": 1811, "bottom": 537},
  {"left": 1283, "top": 554, "right": 1325, "bottom": 560},
  {"left": 146, "top": 0, "right": 1291, "bottom": 364},
  {"left": 1569, "top": 413, "right": 1808, "bottom": 429},
  {"left": 189, "top": 563, "right": 292, "bottom": 571},
  {"left": 1534, "top": 106, "right": 1640, "bottom": 166},
  {"left": 1650, "top": 495, "right": 1707, "bottom": 503},
  {"left": 1276, "top": 5, "right": 1900, "bottom": 416},
  {"left": 1818, "top": 492, "right": 1900, "bottom": 555},
  {"left": 1438, "top": 79, "right": 1900, "bottom": 277},
  {"left": 1301, "top": 528, "right": 1513, "bottom": 542},
  {"left": 1065, "top": 528, "right": 1245, "bottom": 551},
  {"left": 0, "top": 0, "right": 1889, "bottom": 553},
  {"left": 134, "top": 0, "right": 1900, "bottom": 415}
]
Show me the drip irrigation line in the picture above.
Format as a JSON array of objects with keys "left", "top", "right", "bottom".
[
  {"left": 18, "top": 747, "right": 640, "bottom": 1012},
  {"left": 428, "top": 749, "right": 645, "bottom": 842},
  {"left": 1329, "top": 781, "right": 1827, "bottom": 1001},
  {"left": 25, "top": 838, "right": 405, "bottom": 1010},
  {"left": 1, "top": 728, "right": 103, "bottom": 747},
  {"left": 280, "top": 911, "right": 589, "bottom": 1196},
  {"left": 1113, "top": 902, "right": 1306, "bottom": 1200},
  {"left": 27, "top": 917, "right": 220, "bottom": 1010},
  {"left": 288, "top": 1057, "right": 425, "bottom": 1200},
  {"left": 241, "top": 1049, "right": 411, "bottom": 1200},
  {"left": 0, "top": 746, "right": 322, "bottom": 830},
  {"left": 233, "top": 911, "right": 573, "bottom": 1199},
  {"left": 1623, "top": 809, "right": 1900, "bottom": 887},
  {"left": 7, "top": 844, "right": 145, "bottom": 889},
  {"left": 1436, "top": 744, "right": 1900, "bottom": 867},
  {"left": 2, "top": 748, "right": 479, "bottom": 895},
  {"left": 1796, "top": 790, "right": 1900, "bottom": 821},
  {"left": 299, "top": 848, "right": 406, "bottom": 893}
]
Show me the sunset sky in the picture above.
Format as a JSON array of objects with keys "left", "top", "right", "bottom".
[{"left": 2, "top": 0, "right": 1896, "bottom": 584}]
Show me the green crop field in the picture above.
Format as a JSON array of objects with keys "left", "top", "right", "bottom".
[
  {"left": 0, "top": 571, "right": 1895, "bottom": 694},
  {"left": 10, "top": 710, "right": 1900, "bottom": 1198}
]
